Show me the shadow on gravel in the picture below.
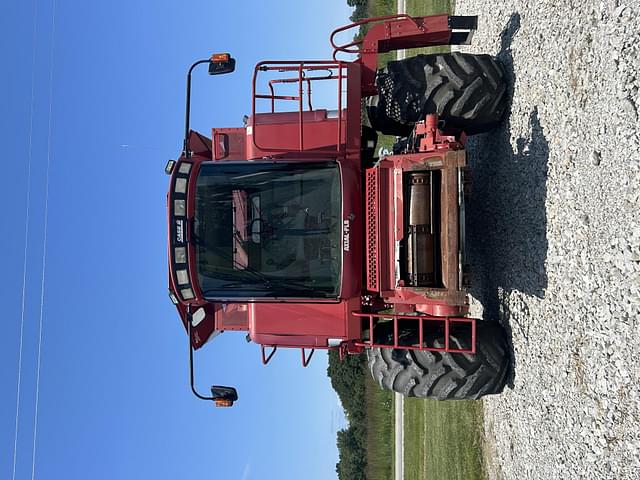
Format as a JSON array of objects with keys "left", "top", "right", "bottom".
[{"left": 466, "top": 13, "right": 549, "bottom": 388}]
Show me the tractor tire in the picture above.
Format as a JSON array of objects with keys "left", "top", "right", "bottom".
[
  {"left": 366, "top": 52, "right": 508, "bottom": 136},
  {"left": 366, "top": 321, "right": 510, "bottom": 400}
]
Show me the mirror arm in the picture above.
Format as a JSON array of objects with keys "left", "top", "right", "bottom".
[
  {"left": 187, "top": 304, "right": 217, "bottom": 401},
  {"left": 186, "top": 304, "right": 238, "bottom": 406},
  {"left": 183, "top": 59, "right": 210, "bottom": 159}
]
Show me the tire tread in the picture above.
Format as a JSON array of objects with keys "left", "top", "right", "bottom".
[
  {"left": 367, "top": 52, "right": 509, "bottom": 135},
  {"left": 366, "top": 321, "right": 510, "bottom": 400}
]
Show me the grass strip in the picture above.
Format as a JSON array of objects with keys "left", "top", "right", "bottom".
[
  {"left": 404, "top": 398, "right": 486, "bottom": 480},
  {"left": 363, "top": 2, "right": 486, "bottom": 479},
  {"left": 405, "top": 0, "right": 454, "bottom": 56},
  {"left": 365, "top": 375, "right": 395, "bottom": 480}
]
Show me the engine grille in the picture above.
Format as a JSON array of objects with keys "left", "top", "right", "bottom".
[{"left": 366, "top": 168, "right": 379, "bottom": 291}]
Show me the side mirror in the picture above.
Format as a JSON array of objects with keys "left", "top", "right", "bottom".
[
  {"left": 208, "top": 53, "right": 236, "bottom": 76},
  {"left": 184, "top": 54, "right": 236, "bottom": 157},
  {"left": 211, "top": 385, "right": 239, "bottom": 407},
  {"left": 187, "top": 306, "right": 239, "bottom": 407}
]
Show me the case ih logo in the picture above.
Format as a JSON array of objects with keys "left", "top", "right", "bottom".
[
  {"left": 343, "top": 219, "right": 350, "bottom": 251},
  {"left": 176, "top": 219, "right": 185, "bottom": 243}
]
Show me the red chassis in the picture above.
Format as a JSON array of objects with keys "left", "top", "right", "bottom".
[{"left": 167, "top": 14, "right": 494, "bottom": 405}]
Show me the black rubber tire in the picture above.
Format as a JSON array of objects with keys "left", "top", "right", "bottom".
[
  {"left": 366, "top": 321, "right": 510, "bottom": 400},
  {"left": 366, "top": 52, "right": 508, "bottom": 136}
]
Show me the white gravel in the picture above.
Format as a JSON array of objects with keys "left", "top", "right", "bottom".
[{"left": 453, "top": 2, "right": 640, "bottom": 479}]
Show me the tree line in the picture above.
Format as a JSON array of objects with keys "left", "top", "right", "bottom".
[
  {"left": 347, "top": 0, "right": 368, "bottom": 23},
  {"left": 327, "top": 349, "right": 368, "bottom": 480}
]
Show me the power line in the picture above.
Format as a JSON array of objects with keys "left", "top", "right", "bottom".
[
  {"left": 31, "top": 0, "right": 56, "bottom": 478},
  {"left": 12, "top": 1, "right": 39, "bottom": 479}
]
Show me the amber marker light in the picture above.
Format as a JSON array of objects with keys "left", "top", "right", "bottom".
[{"left": 210, "top": 53, "right": 230, "bottom": 63}]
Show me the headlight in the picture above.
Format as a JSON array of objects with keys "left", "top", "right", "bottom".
[
  {"left": 192, "top": 307, "right": 206, "bottom": 327},
  {"left": 174, "top": 199, "right": 186, "bottom": 216},
  {"left": 181, "top": 287, "right": 195, "bottom": 300},
  {"left": 174, "top": 247, "right": 187, "bottom": 263},
  {"left": 170, "top": 161, "right": 195, "bottom": 303},
  {"left": 176, "top": 269, "right": 189, "bottom": 285},
  {"left": 168, "top": 290, "right": 179, "bottom": 305},
  {"left": 178, "top": 162, "right": 192, "bottom": 174},
  {"left": 175, "top": 178, "right": 187, "bottom": 194}
]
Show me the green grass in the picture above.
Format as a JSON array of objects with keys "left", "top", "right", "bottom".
[
  {"left": 365, "top": 375, "right": 395, "bottom": 480},
  {"left": 366, "top": 0, "right": 397, "bottom": 68},
  {"left": 404, "top": 0, "right": 455, "bottom": 56},
  {"left": 407, "top": 0, "right": 452, "bottom": 14},
  {"left": 404, "top": 399, "right": 486, "bottom": 480}
]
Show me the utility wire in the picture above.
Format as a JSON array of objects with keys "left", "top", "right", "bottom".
[
  {"left": 12, "top": 1, "right": 39, "bottom": 479},
  {"left": 31, "top": 1, "right": 56, "bottom": 478}
]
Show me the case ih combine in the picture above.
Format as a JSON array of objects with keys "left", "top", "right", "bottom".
[{"left": 166, "top": 14, "right": 510, "bottom": 407}]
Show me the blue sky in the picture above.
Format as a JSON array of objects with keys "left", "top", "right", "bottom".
[{"left": 1, "top": 1, "right": 354, "bottom": 478}]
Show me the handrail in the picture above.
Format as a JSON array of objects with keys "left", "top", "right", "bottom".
[
  {"left": 261, "top": 345, "right": 278, "bottom": 365},
  {"left": 251, "top": 61, "right": 346, "bottom": 154},
  {"left": 261, "top": 344, "right": 323, "bottom": 367},
  {"left": 301, "top": 348, "right": 315, "bottom": 367},
  {"left": 266, "top": 71, "right": 336, "bottom": 113},
  {"left": 330, "top": 14, "right": 413, "bottom": 59},
  {"left": 298, "top": 63, "right": 304, "bottom": 151},
  {"left": 352, "top": 312, "right": 476, "bottom": 354}
]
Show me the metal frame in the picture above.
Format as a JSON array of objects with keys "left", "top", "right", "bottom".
[
  {"left": 260, "top": 344, "right": 318, "bottom": 367},
  {"left": 170, "top": 14, "right": 490, "bottom": 404},
  {"left": 352, "top": 312, "right": 476, "bottom": 354},
  {"left": 251, "top": 61, "right": 346, "bottom": 154},
  {"left": 364, "top": 115, "right": 467, "bottom": 315},
  {"left": 330, "top": 14, "right": 477, "bottom": 95}
]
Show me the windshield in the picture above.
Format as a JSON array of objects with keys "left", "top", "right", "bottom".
[{"left": 194, "top": 161, "right": 341, "bottom": 299}]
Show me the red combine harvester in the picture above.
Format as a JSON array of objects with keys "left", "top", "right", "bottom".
[{"left": 166, "top": 14, "right": 511, "bottom": 407}]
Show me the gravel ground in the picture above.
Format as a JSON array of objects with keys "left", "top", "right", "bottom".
[{"left": 452, "top": 2, "right": 640, "bottom": 479}]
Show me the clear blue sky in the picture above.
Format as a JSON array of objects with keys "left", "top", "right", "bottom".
[{"left": 1, "top": 1, "right": 354, "bottom": 478}]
